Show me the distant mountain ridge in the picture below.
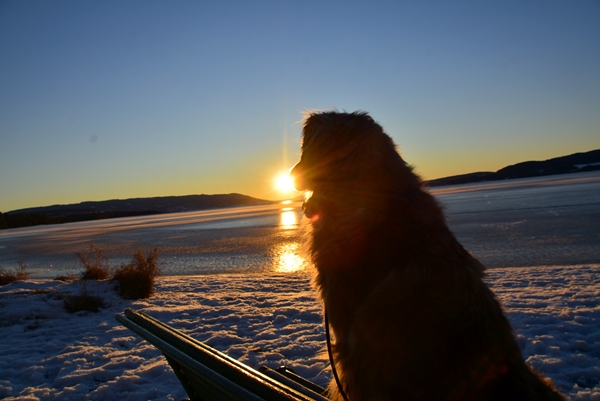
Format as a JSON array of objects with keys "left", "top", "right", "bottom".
[
  {"left": 426, "top": 149, "right": 600, "bottom": 187},
  {"left": 7, "top": 193, "right": 273, "bottom": 216}
]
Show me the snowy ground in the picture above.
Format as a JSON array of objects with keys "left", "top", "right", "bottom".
[{"left": 1, "top": 265, "right": 599, "bottom": 401}]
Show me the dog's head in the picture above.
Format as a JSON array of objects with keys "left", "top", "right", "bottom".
[
  {"left": 290, "top": 111, "right": 417, "bottom": 222},
  {"left": 290, "top": 111, "right": 389, "bottom": 191}
]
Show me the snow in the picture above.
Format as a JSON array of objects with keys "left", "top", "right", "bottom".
[
  {"left": 574, "top": 163, "right": 600, "bottom": 169},
  {"left": 1, "top": 265, "right": 599, "bottom": 400}
]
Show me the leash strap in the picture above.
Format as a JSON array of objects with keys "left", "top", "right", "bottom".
[{"left": 325, "top": 309, "right": 351, "bottom": 401}]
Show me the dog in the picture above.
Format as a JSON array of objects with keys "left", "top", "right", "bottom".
[{"left": 290, "top": 111, "right": 565, "bottom": 401}]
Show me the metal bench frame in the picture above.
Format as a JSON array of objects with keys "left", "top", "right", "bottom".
[{"left": 116, "top": 308, "right": 329, "bottom": 401}]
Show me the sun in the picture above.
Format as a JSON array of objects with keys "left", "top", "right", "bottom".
[{"left": 274, "top": 171, "right": 297, "bottom": 194}]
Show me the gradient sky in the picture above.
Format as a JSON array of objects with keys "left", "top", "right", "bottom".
[{"left": 1, "top": 1, "right": 599, "bottom": 212}]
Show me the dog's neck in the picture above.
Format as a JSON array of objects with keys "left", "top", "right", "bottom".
[{"left": 306, "top": 180, "right": 452, "bottom": 329}]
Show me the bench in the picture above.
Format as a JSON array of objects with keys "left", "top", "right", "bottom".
[{"left": 116, "top": 308, "right": 329, "bottom": 401}]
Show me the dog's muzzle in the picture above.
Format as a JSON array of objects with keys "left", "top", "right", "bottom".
[
  {"left": 289, "top": 163, "right": 307, "bottom": 191},
  {"left": 290, "top": 162, "right": 322, "bottom": 223}
]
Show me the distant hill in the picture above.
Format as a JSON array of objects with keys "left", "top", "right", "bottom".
[
  {"left": 426, "top": 149, "right": 600, "bottom": 187},
  {"left": 0, "top": 194, "right": 273, "bottom": 230},
  {"left": 7, "top": 193, "right": 273, "bottom": 216}
]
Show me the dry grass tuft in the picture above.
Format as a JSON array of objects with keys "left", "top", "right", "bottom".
[
  {"left": 77, "top": 244, "right": 111, "bottom": 280},
  {"left": 63, "top": 293, "right": 106, "bottom": 313},
  {"left": 63, "top": 280, "right": 106, "bottom": 313},
  {"left": 113, "top": 248, "right": 161, "bottom": 299},
  {"left": 0, "top": 260, "right": 29, "bottom": 286}
]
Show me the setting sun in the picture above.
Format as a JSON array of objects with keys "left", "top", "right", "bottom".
[{"left": 274, "top": 171, "right": 297, "bottom": 194}]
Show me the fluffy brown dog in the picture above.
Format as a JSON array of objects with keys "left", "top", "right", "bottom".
[{"left": 290, "top": 111, "right": 565, "bottom": 401}]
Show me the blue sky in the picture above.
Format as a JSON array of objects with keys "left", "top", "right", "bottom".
[{"left": 1, "top": 1, "right": 599, "bottom": 212}]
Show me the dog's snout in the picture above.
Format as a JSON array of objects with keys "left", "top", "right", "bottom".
[{"left": 290, "top": 163, "right": 307, "bottom": 191}]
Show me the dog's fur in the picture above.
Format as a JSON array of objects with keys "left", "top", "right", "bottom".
[{"left": 290, "top": 111, "right": 565, "bottom": 401}]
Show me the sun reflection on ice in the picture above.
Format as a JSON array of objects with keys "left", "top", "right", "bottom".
[
  {"left": 275, "top": 205, "right": 306, "bottom": 272},
  {"left": 276, "top": 243, "right": 306, "bottom": 273},
  {"left": 280, "top": 209, "right": 298, "bottom": 230}
]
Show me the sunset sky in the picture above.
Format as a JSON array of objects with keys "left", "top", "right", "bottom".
[{"left": 1, "top": 1, "right": 599, "bottom": 212}]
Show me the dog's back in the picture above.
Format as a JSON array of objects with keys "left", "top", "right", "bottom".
[{"left": 291, "top": 111, "right": 565, "bottom": 401}]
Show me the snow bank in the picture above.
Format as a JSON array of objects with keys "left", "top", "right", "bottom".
[{"left": 1, "top": 265, "right": 599, "bottom": 400}]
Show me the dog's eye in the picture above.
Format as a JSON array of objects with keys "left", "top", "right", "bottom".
[{"left": 302, "top": 136, "right": 327, "bottom": 158}]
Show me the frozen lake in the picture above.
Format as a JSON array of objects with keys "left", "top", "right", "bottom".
[{"left": 1, "top": 171, "right": 599, "bottom": 278}]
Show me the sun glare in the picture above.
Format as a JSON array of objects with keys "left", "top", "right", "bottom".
[{"left": 274, "top": 171, "right": 297, "bottom": 194}]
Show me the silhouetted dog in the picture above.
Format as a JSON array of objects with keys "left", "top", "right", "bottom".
[{"left": 290, "top": 111, "right": 565, "bottom": 401}]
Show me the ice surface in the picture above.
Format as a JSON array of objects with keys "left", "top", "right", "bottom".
[
  {"left": 1, "top": 172, "right": 599, "bottom": 277},
  {"left": 0, "top": 204, "right": 307, "bottom": 277}
]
